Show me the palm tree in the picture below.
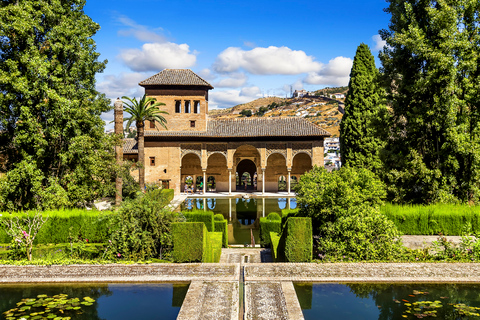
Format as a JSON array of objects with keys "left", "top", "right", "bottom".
[{"left": 122, "top": 94, "right": 168, "bottom": 191}]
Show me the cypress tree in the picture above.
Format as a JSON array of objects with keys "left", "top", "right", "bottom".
[{"left": 340, "top": 43, "right": 383, "bottom": 171}]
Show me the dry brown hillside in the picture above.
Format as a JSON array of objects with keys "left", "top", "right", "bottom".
[{"left": 209, "top": 95, "right": 344, "bottom": 137}]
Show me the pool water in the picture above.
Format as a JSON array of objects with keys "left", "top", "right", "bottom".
[
  {"left": 0, "top": 283, "right": 189, "bottom": 320},
  {"left": 181, "top": 197, "right": 296, "bottom": 245},
  {"left": 294, "top": 282, "right": 480, "bottom": 320}
]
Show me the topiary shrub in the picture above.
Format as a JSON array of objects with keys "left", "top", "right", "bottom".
[
  {"left": 214, "top": 218, "right": 228, "bottom": 248},
  {"left": 208, "top": 232, "right": 223, "bottom": 263},
  {"left": 259, "top": 212, "right": 282, "bottom": 247},
  {"left": 270, "top": 232, "right": 281, "bottom": 262},
  {"left": 172, "top": 222, "right": 207, "bottom": 262},
  {"left": 214, "top": 214, "right": 224, "bottom": 221},
  {"left": 284, "top": 217, "right": 312, "bottom": 262},
  {"left": 182, "top": 210, "right": 214, "bottom": 232}
]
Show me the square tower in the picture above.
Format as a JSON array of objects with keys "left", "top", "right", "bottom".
[{"left": 139, "top": 69, "right": 214, "bottom": 131}]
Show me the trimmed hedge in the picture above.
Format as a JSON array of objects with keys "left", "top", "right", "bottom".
[
  {"left": 281, "top": 209, "right": 300, "bottom": 230},
  {"left": 172, "top": 222, "right": 207, "bottom": 262},
  {"left": 284, "top": 217, "right": 312, "bottom": 262},
  {"left": 259, "top": 212, "right": 282, "bottom": 247},
  {"left": 214, "top": 219, "right": 228, "bottom": 248},
  {"left": 171, "top": 222, "right": 222, "bottom": 262},
  {"left": 0, "top": 209, "right": 113, "bottom": 244},
  {"left": 381, "top": 203, "right": 480, "bottom": 235},
  {"left": 182, "top": 210, "right": 214, "bottom": 232}
]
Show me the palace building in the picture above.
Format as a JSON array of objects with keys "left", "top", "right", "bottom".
[{"left": 123, "top": 69, "right": 330, "bottom": 194}]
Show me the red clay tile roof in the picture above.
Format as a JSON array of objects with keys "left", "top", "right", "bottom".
[
  {"left": 146, "top": 117, "right": 330, "bottom": 138},
  {"left": 139, "top": 69, "right": 214, "bottom": 89}
]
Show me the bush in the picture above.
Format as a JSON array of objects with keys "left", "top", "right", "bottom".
[
  {"left": 0, "top": 209, "right": 114, "bottom": 244},
  {"left": 214, "top": 214, "right": 224, "bottom": 221},
  {"left": 381, "top": 203, "right": 480, "bottom": 235},
  {"left": 172, "top": 222, "right": 207, "bottom": 262},
  {"left": 182, "top": 210, "right": 214, "bottom": 232},
  {"left": 259, "top": 212, "right": 282, "bottom": 247},
  {"left": 108, "top": 190, "right": 179, "bottom": 260},
  {"left": 214, "top": 219, "right": 228, "bottom": 248},
  {"left": 270, "top": 232, "right": 281, "bottom": 261},
  {"left": 317, "top": 205, "right": 403, "bottom": 261},
  {"left": 284, "top": 217, "right": 312, "bottom": 262},
  {"left": 296, "top": 166, "right": 386, "bottom": 234},
  {"left": 208, "top": 232, "right": 222, "bottom": 263}
]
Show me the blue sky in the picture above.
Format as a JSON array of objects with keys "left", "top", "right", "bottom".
[{"left": 86, "top": 0, "right": 391, "bottom": 128}]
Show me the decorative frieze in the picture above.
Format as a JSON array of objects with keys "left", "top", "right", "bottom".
[
  {"left": 292, "top": 142, "right": 312, "bottom": 157},
  {"left": 207, "top": 143, "right": 227, "bottom": 159},
  {"left": 181, "top": 143, "right": 202, "bottom": 158},
  {"left": 266, "top": 143, "right": 287, "bottom": 159}
]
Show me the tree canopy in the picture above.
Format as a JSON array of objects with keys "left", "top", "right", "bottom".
[
  {"left": 379, "top": 0, "right": 480, "bottom": 203},
  {"left": 0, "top": 0, "right": 115, "bottom": 210},
  {"left": 340, "top": 43, "right": 385, "bottom": 172}
]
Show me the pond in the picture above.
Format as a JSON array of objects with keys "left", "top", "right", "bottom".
[
  {"left": 181, "top": 197, "right": 296, "bottom": 245},
  {"left": 294, "top": 282, "right": 480, "bottom": 320},
  {"left": 0, "top": 282, "right": 189, "bottom": 320}
]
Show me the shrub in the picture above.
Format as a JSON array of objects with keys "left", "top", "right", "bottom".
[
  {"left": 214, "top": 214, "right": 224, "bottom": 221},
  {"left": 259, "top": 212, "right": 282, "bottom": 247},
  {"left": 381, "top": 203, "right": 480, "bottom": 235},
  {"left": 214, "top": 219, "right": 228, "bottom": 248},
  {"left": 108, "top": 190, "right": 179, "bottom": 260},
  {"left": 208, "top": 232, "right": 223, "bottom": 263},
  {"left": 270, "top": 232, "right": 281, "bottom": 261},
  {"left": 172, "top": 222, "right": 207, "bottom": 262},
  {"left": 317, "top": 205, "right": 403, "bottom": 261},
  {"left": 182, "top": 210, "right": 214, "bottom": 232},
  {"left": 284, "top": 217, "right": 312, "bottom": 262},
  {"left": 0, "top": 209, "right": 114, "bottom": 244}
]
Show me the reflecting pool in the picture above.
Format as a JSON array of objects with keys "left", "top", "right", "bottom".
[
  {"left": 0, "top": 283, "right": 189, "bottom": 320},
  {"left": 294, "top": 282, "right": 480, "bottom": 320},
  {"left": 181, "top": 197, "right": 296, "bottom": 245}
]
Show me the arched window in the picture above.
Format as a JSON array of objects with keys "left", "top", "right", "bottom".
[
  {"left": 207, "top": 176, "right": 216, "bottom": 191},
  {"left": 278, "top": 175, "right": 287, "bottom": 191},
  {"left": 290, "top": 175, "right": 298, "bottom": 189}
]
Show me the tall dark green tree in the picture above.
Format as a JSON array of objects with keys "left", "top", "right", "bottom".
[
  {"left": 0, "top": 0, "right": 115, "bottom": 210},
  {"left": 379, "top": 0, "right": 480, "bottom": 203},
  {"left": 340, "top": 43, "right": 384, "bottom": 172}
]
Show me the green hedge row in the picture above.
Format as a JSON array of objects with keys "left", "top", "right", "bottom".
[
  {"left": 214, "top": 220, "right": 228, "bottom": 248},
  {"left": 270, "top": 217, "right": 312, "bottom": 262},
  {"left": 183, "top": 210, "right": 214, "bottom": 232},
  {"left": 0, "top": 209, "right": 113, "bottom": 244},
  {"left": 171, "top": 222, "right": 223, "bottom": 263},
  {"left": 284, "top": 217, "right": 312, "bottom": 262},
  {"left": 172, "top": 222, "right": 207, "bottom": 262},
  {"left": 259, "top": 212, "right": 282, "bottom": 247},
  {"left": 381, "top": 203, "right": 480, "bottom": 235}
]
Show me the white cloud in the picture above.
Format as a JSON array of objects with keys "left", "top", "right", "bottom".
[
  {"left": 197, "top": 68, "right": 216, "bottom": 81},
  {"left": 213, "top": 46, "right": 322, "bottom": 75},
  {"left": 209, "top": 87, "right": 262, "bottom": 109},
  {"left": 304, "top": 56, "right": 353, "bottom": 86},
  {"left": 117, "top": 15, "right": 166, "bottom": 43},
  {"left": 215, "top": 73, "right": 248, "bottom": 88},
  {"left": 96, "top": 72, "right": 146, "bottom": 100},
  {"left": 372, "top": 34, "right": 387, "bottom": 51},
  {"left": 119, "top": 42, "right": 197, "bottom": 72}
]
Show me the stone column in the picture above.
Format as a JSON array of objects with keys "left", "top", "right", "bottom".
[
  {"left": 287, "top": 168, "right": 292, "bottom": 194},
  {"left": 114, "top": 98, "right": 123, "bottom": 206},
  {"left": 228, "top": 168, "right": 232, "bottom": 194},
  {"left": 262, "top": 168, "right": 266, "bottom": 194},
  {"left": 202, "top": 169, "right": 206, "bottom": 194}
]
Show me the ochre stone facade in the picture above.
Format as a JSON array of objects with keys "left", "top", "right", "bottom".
[{"left": 124, "top": 69, "right": 330, "bottom": 194}]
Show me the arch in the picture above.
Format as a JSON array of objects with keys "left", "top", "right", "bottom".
[
  {"left": 278, "top": 175, "right": 287, "bottom": 191},
  {"left": 265, "top": 153, "right": 287, "bottom": 192},
  {"left": 181, "top": 153, "right": 202, "bottom": 193},
  {"left": 236, "top": 159, "right": 256, "bottom": 191},
  {"left": 292, "top": 153, "right": 312, "bottom": 176},
  {"left": 207, "top": 176, "right": 216, "bottom": 191},
  {"left": 207, "top": 153, "right": 227, "bottom": 192}
]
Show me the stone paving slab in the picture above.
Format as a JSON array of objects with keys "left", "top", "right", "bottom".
[
  {"left": 177, "top": 281, "right": 238, "bottom": 320},
  {"left": 245, "top": 263, "right": 480, "bottom": 282},
  {"left": 245, "top": 281, "right": 288, "bottom": 320},
  {"left": 0, "top": 263, "right": 239, "bottom": 283}
]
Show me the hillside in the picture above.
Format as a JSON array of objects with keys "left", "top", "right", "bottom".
[{"left": 209, "top": 90, "right": 347, "bottom": 137}]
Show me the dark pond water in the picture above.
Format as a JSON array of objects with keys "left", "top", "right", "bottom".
[
  {"left": 294, "top": 282, "right": 480, "bottom": 320},
  {"left": 0, "top": 283, "right": 189, "bottom": 320},
  {"left": 181, "top": 197, "right": 296, "bottom": 244}
]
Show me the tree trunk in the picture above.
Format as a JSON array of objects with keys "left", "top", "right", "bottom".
[{"left": 137, "top": 122, "right": 145, "bottom": 192}]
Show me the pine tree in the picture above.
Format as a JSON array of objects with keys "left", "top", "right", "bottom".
[
  {"left": 0, "top": 0, "right": 115, "bottom": 210},
  {"left": 340, "top": 43, "right": 384, "bottom": 171},
  {"left": 379, "top": 0, "right": 480, "bottom": 203}
]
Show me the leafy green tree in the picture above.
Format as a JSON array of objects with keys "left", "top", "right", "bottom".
[
  {"left": 379, "top": 0, "right": 480, "bottom": 203},
  {"left": 239, "top": 109, "right": 252, "bottom": 117},
  {"left": 122, "top": 94, "right": 167, "bottom": 191},
  {"left": 340, "top": 43, "right": 385, "bottom": 171},
  {"left": 296, "top": 166, "right": 400, "bottom": 260},
  {"left": 0, "top": 0, "right": 115, "bottom": 210}
]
